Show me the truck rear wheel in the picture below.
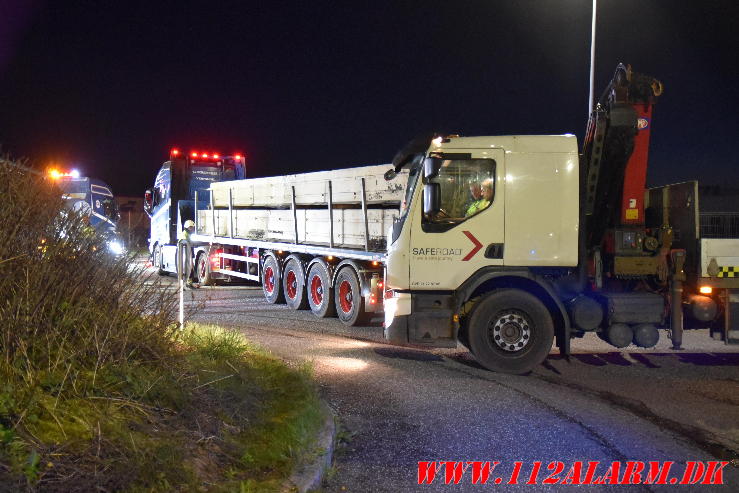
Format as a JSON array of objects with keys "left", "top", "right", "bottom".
[
  {"left": 283, "top": 257, "right": 308, "bottom": 310},
  {"left": 307, "top": 262, "right": 335, "bottom": 318},
  {"left": 334, "top": 267, "right": 367, "bottom": 326},
  {"left": 466, "top": 289, "right": 554, "bottom": 374},
  {"left": 196, "top": 252, "right": 215, "bottom": 286},
  {"left": 262, "top": 255, "right": 284, "bottom": 304}
]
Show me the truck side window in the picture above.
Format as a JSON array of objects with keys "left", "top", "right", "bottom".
[{"left": 423, "top": 158, "right": 496, "bottom": 230}]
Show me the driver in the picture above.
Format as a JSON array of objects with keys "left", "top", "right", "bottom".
[{"left": 465, "top": 179, "right": 493, "bottom": 217}]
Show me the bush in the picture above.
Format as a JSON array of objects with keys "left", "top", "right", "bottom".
[
  {"left": 0, "top": 159, "right": 180, "bottom": 488},
  {"left": 0, "top": 161, "right": 178, "bottom": 377},
  {"left": 0, "top": 159, "right": 323, "bottom": 492}
]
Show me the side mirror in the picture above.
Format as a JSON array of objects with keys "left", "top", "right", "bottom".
[
  {"left": 423, "top": 157, "right": 443, "bottom": 180},
  {"left": 144, "top": 189, "right": 153, "bottom": 216},
  {"left": 383, "top": 169, "right": 397, "bottom": 181},
  {"left": 423, "top": 183, "right": 441, "bottom": 216}
]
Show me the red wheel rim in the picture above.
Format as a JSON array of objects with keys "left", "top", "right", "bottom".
[
  {"left": 310, "top": 274, "right": 323, "bottom": 306},
  {"left": 339, "top": 280, "right": 353, "bottom": 314},
  {"left": 264, "top": 266, "right": 274, "bottom": 294},
  {"left": 286, "top": 269, "right": 297, "bottom": 300}
]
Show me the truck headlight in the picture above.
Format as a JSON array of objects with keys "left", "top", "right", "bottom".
[{"left": 108, "top": 240, "right": 124, "bottom": 255}]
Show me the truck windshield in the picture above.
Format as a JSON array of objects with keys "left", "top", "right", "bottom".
[
  {"left": 424, "top": 158, "right": 496, "bottom": 224},
  {"left": 390, "top": 156, "right": 423, "bottom": 244},
  {"left": 401, "top": 160, "right": 421, "bottom": 215}
]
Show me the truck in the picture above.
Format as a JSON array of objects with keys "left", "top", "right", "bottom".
[
  {"left": 49, "top": 169, "right": 124, "bottom": 254},
  {"left": 144, "top": 64, "right": 736, "bottom": 374},
  {"left": 645, "top": 181, "right": 739, "bottom": 344}
]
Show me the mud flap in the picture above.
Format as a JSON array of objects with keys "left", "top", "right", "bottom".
[{"left": 726, "top": 289, "right": 739, "bottom": 344}]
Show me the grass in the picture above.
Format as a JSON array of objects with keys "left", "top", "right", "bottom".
[
  {"left": 0, "top": 158, "right": 324, "bottom": 492},
  {"left": 0, "top": 324, "right": 324, "bottom": 492}
]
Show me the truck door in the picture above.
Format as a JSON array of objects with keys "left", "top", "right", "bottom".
[
  {"left": 409, "top": 149, "right": 505, "bottom": 290},
  {"left": 150, "top": 164, "right": 173, "bottom": 246}
]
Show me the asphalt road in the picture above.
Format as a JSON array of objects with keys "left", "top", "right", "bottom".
[{"left": 158, "top": 276, "right": 739, "bottom": 492}]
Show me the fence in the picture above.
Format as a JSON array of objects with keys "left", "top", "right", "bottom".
[{"left": 700, "top": 212, "right": 739, "bottom": 238}]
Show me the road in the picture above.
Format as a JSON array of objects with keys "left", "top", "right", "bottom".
[{"left": 161, "top": 277, "right": 739, "bottom": 492}]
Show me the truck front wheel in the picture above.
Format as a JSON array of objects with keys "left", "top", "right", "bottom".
[
  {"left": 154, "top": 244, "right": 166, "bottom": 276},
  {"left": 466, "top": 289, "right": 554, "bottom": 374},
  {"left": 262, "top": 255, "right": 284, "bottom": 304}
]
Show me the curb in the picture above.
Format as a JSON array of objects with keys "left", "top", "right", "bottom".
[{"left": 284, "top": 401, "right": 336, "bottom": 493}]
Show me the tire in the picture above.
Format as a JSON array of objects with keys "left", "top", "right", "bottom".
[
  {"left": 196, "top": 251, "right": 215, "bottom": 286},
  {"left": 334, "top": 267, "right": 367, "bottom": 326},
  {"left": 154, "top": 244, "right": 166, "bottom": 276},
  {"left": 466, "top": 289, "right": 554, "bottom": 374},
  {"left": 261, "top": 254, "right": 284, "bottom": 304},
  {"left": 307, "top": 262, "right": 335, "bottom": 318},
  {"left": 283, "top": 257, "right": 308, "bottom": 310}
]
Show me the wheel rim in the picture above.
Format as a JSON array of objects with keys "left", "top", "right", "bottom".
[
  {"left": 489, "top": 310, "right": 532, "bottom": 352},
  {"left": 264, "top": 266, "right": 275, "bottom": 294},
  {"left": 198, "top": 256, "right": 206, "bottom": 279},
  {"left": 310, "top": 274, "right": 323, "bottom": 306},
  {"left": 286, "top": 269, "right": 297, "bottom": 300},
  {"left": 338, "top": 280, "right": 353, "bottom": 314}
]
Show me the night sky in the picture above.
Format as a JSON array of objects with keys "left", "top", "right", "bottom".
[{"left": 1, "top": 0, "right": 737, "bottom": 196}]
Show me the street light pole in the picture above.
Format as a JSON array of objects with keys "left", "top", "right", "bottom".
[{"left": 588, "top": 0, "right": 597, "bottom": 116}]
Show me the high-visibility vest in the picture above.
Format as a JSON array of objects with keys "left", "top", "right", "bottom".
[{"left": 466, "top": 199, "right": 490, "bottom": 217}]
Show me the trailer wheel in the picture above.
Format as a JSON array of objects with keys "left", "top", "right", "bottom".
[
  {"left": 262, "top": 255, "right": 284, "bottom": 304},
  {"left": 196, "top": 252, "right": 214, "bottom": 286},
  {"left": 283, "top": 258, "right": 308, "bottom": 310},
  {"left": 467, "top": 289, "right": 554, "bottom": 374},
  {"left": 334, "top": 267, "right": 367, "bottom": 326},
  {"left": 307, "top": 262, "right": 335, "bottom": 318}
]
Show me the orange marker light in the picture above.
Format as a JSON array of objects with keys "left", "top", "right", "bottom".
[
  {"left": 699, "top": 286, "right": 713, "bottom": 295},
  {"left": 49, "top": 169, "right": 61, "bottom": 179}
]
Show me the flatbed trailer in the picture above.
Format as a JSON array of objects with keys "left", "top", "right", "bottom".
[{"left": 188, "top": 164, "right": 408, "bottom": 325}]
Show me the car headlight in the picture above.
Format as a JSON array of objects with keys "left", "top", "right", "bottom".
[{"left": 108, "top": 240, "right": 124, "bottom": 255}]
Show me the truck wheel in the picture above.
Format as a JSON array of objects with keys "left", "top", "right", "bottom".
[
  {"left": 283, "top": 258, "right": 308, "bottom": 310},
  {"left": 307, "top": 262, "right": 335, "bottom": 318},
  {"left": 196, "top": 252, "right": 214, "bottom": 286},
  {"left": 334, "top": 267, "right": 367, "bottom": 326},
  {"left": 262, "top": 255, "right": 284, "bottom": 304},
  {"left": 467, "top": 289, "right": 554, "bottom": 374},
  {"left": 154, "top": 244, "right": 166, "bottom": 276}
]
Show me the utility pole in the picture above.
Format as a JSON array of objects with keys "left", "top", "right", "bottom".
[{"left": 588, "top": 0, "right": 597, "bottom": 116}]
